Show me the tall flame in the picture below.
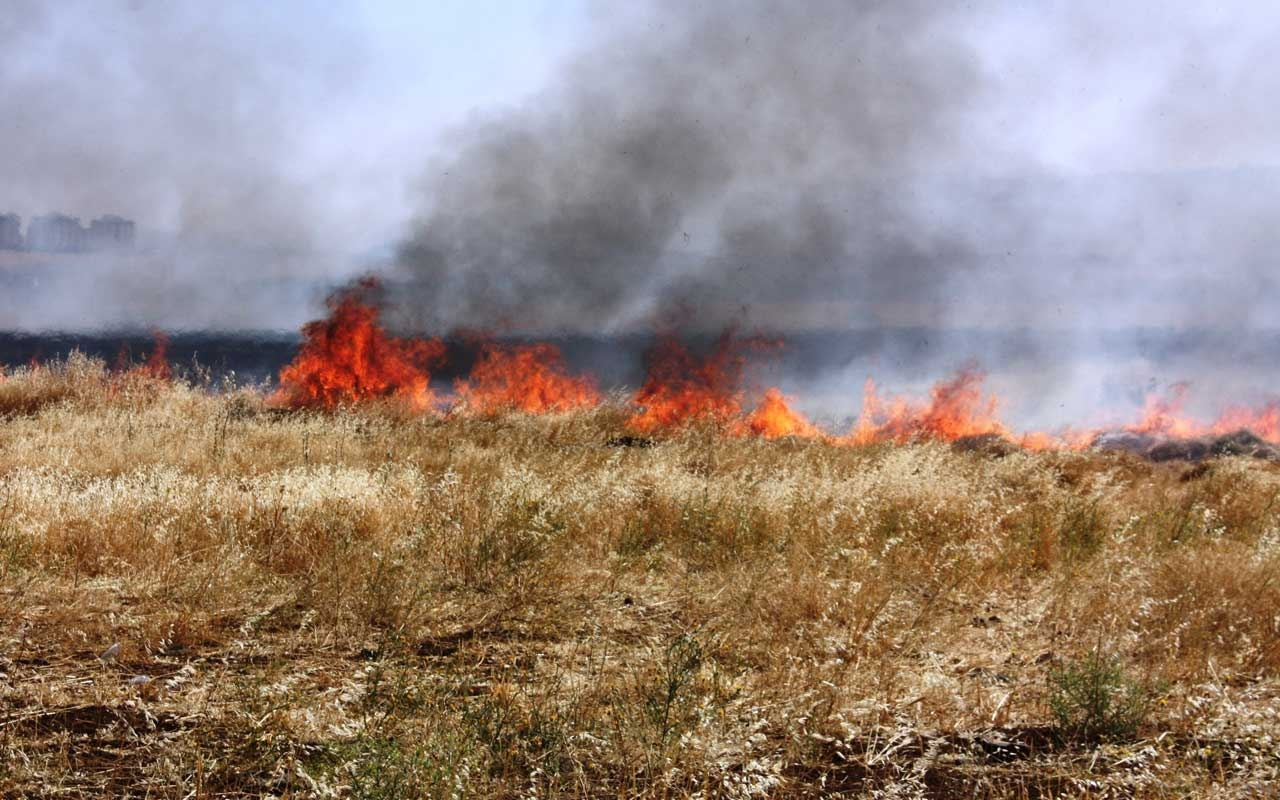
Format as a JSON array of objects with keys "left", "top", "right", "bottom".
[
  {"left": 455, "top": 341, "right": 600, "bottom": 414},
  {"left": 1212, "top": 401, "right": 1280, "bottom": 441},
  {"left": 141, "top": 331, "right": 172, "bottom": 381},
  {"left": 274, "top": 279, "right": 445, "bottom": 411},
  {"left": 1127, "top": 382, "right": 1198, "bottom": 438},
  {"left": 112, "top": 330, "right": 172, "bottom": 382}
]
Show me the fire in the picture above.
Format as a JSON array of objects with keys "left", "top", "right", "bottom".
[
  {"left": 625, "top": 332, "right": 820, "bottom": 438},
  {"left": 627, "top": 333, "right": 750, "bottom": 433},
  {"left": 141, "top": 331, "right": 172, "bottom": 381},
  {"left": 455, "top": 341, "right": 600, "bottom": 414},
  {"left": 274, "top": 279, "right": 445, "bottom": 411},
  {"left": 1127, "top": 382, "right": 1199, "bottom": 438},
  {"left": 746, "top": 387, "right": 821, "bottom": 439},
  {"left": 1212, "top": 401, "right": 1280, "bottom": 441},
  {"left": 265, "top": 286, "right": 1280, "bottom": 453},
  {"left": 1118, "top": 383, "right": 1280, "bottom": 444},
  {"left": 849, "top": 366, "right": 1007, "bottom": 444},
  {"left": 111, "top": 330, "right": 172, "bottom": 382}
]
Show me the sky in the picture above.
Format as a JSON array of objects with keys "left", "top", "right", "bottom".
[
  {"left": 1, "top": 0, "right": 1279, "bottom": 335},
  {"left": 0, "top": 0, "right": 586, "bottom": 255}
]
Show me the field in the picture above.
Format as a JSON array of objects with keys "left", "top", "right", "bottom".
[{"left": 0, "top": 356, "right": 1278, "bottom": 798}]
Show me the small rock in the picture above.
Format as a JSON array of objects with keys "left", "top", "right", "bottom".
[{"left": 98, "top": 642, "right": 121, "bottom": 664}]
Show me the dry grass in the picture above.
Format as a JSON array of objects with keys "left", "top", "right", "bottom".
[{"left": 0, "top": 356, "right": 1277, "bottom": 797}]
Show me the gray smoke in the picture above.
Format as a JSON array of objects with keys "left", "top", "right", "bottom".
[
  {"left": 0, "top": 1, "right": 373, "bottom": 330},
  {"left": 0, "top": 1, "right": 369, "bottom": 248},
  {"left": 5, "top": 0, "right": 1280, "bottom": 431},
  {"left": 395, "top": 0, "right": 1280, "bottom": 343},
  {"left": 395, "top": 0, "right": 983, "bottom": 333}
]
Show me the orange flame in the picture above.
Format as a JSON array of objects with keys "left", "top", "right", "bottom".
[
  {"left": 627, "top": 333, "right": 751, "bottom": 433},
  {"left": 626, "top": 333, "right": 818, "bottom": 438},
  {"left": 1212, "top": 401, "right": 1280, "bottom": 441},
  {"left": 455, "top": 341, "right": 600, "bottom": 414},
  {"left": 1127, "top": 382, "right": 1199, "bottom": 438},
  {"left": 111, "top": 330, "right": 172, "bottom": 382},
  {"left": 274, "top": 279, "right": 445, "bottom": 411},
  {"left": 1116, "top": 383, "right": 1280, "bottom": 444},
  {"left": 746, "top": 387, "right": 821, "bottom": 439},
  {"left": 264, "top": 288, "right": 1280, "bottom": 451},
  {"left": 849, "top": 366, "right": 1006, "bottom": 444},
  {"left": 141, "top": 331, "right": 172, "bottom": 381}
]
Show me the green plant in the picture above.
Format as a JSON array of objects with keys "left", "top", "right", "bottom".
[
  {"left": 349, "top": 653, "right": 476, "bottom": 799},
  {"left": 1048, "top": 651, "right": 1158, "bottom": 743},
  {"left": 1058, "top": 496, "right": 1106, "bottom": 562},
  {"left": 643, "top": 633, "right": 705, "bottom": 752},
  {"left": 349, "top": 737, "right": 449, "bottom": 800},
  {"left": 465, "top": 684, "right": 572, "bottom": 783}
]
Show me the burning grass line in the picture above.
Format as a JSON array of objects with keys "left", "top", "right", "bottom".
[{"left": 255, "top": 283, "right": 1280, "bottom": 454}]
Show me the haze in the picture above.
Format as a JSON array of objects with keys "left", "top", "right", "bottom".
[{"left": 2, "top": 0, "right": 1279, "bottom": 425}]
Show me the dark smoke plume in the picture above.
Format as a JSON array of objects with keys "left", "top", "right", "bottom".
[
  {"left": 395, "top": 0, "right": 983, "bottom": 334},
  {"left": 395, "top": 0, "right": 1280, "bottom": 344}
]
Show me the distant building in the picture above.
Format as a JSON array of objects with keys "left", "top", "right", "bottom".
[
  {"left": 27, "top": 213, "right": 87, "bottom": 253},
  {"left": 88, "top": 215, "right": 136, "bottom": 250},
  {"left": 0, "top": 214, "right": 21, "bottom": 250}
]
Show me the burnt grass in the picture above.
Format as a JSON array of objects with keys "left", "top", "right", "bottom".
[{"left": 0, "top": 357, "right": 1278, "bottom": 797}]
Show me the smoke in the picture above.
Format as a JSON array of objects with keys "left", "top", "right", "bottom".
[
  {"left": 395, "top": 0, "right": 1280, "bottom": 341},
  {"left": 0, "top": 1, "right": 377, "bottom": 330},
  {"left": 6, "top": 0, "right": 1280, "bottom": 432},
  {"left": 395, "top": 0, "right": 984, "bottom": 333},
  {"left": 3, "top": 3, "right": 376, "bottom": 247}
]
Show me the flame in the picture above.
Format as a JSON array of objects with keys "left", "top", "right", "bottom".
[
  {"left": 111, "top": 330, "right": 172, "bottom": 382},
  {"left": 262, "top": 289, "right": 1280, "bottom": 451},
  {"left": 627, "top": 333, "right": 751, "bottom": 433},
  {"left": 141, "top": 331, "right": 172, "bottom": 381},
  {"left": 274, "top": 279, "right": 445, "bottom": 411},
  {"left": 455, "top": 341, "right": 600, "bottom": 414},
  {"left": 1115, "top": 383, "right": 1280, "bottom": 444},
  {"left": 849, "top": 366, "right": 1007, "bottom": 444},
  {"left": 1212, "top": 401, "right": 1280, "bottom": 441},
  {"left": 746, "top": 387, "right": 821, "bottom": 439},
  {"left": 1127, "top": 382, "right": 1199, "bottom": 438}
]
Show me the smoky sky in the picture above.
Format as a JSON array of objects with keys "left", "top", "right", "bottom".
[
  {"left": 396, "top": 0, "right": 1280, "bottom": 334},
  {"left": 3, "top": 0, "right": 1280, "bottom": 336},
  {"left": 395, "top": 0, "right": 983, "bottom": 333},
  {"left": 0, "top": 1, "right": 371, "bottom": 251},
  {"left": 0, "top": 1, "right": 381, "bottom": 330}
]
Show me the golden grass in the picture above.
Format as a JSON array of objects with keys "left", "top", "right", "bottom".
[{"left": 0, "top": 356, "right": 1277, "bottom": 797}]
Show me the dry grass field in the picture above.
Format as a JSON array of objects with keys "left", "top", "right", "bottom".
[{"left": 0, "top": 355, "right": 1278, "bottom": 797}]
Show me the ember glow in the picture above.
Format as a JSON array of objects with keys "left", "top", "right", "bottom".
[
  {"left": 455, "top": 342, "right": 599, "bottom": 415},
  {"left": 274, "top": 280, "right": 445, "bottom": 411}
]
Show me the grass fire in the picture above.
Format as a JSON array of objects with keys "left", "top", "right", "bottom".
[
  {"left": 6, "top": 0, "right": 1280, "bottom": 796},
  {"left": 266, "top": 283, "right": 1280, "bottom": 460},
  {"left": 0, "top": 287, "right": 1278, "bottom": 797}
]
